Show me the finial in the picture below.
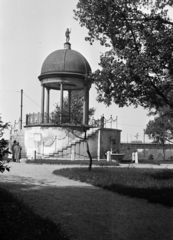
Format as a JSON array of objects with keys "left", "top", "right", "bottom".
[{"left": 65, "top": 28, "right": 71, "bottom": 43}]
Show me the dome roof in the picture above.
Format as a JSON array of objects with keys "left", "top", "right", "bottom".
[
  {"left": 40, "top": 48, "right": 91, "bottom": 77},
  {"left": 38, "top": 43, "right": 92, "bottom": 90}
]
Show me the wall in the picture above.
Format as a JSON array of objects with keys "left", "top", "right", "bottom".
[
  {"left": 72, "top": 131, "right": 99, "bottom": 160},
  {"left": 24, "top": 126, "right": 78, "bottom": 159},
  {"left": 99, "top": 128, "right": 121, "bottom": 158},
  {"left": 24, "top": 125, "right": 122, "bottom": 160}
]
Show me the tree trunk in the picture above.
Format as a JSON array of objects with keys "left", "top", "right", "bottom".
[
  {"left": 84, "top": 130, "right": 93, "bottom": 170},
  {"left": 162, "top": 144, "right": 166, "bottom": 160},
  {"left": 86, "top": 140, "right": 92, "bottom": 171}
]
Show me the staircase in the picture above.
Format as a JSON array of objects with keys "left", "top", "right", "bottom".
[
  {"left": 11, "top": 129, "right": 27, "bottom": 159},
  {"left": 48, "top": 127, "right": 99, "bottom": 159}
]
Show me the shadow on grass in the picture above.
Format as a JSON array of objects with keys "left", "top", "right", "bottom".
[
  {"left": 53, "top": 168, "right": 173, "bottom": 208},
  {"left": 0, "top": 186, "right": 69, "bottom": 240},
  {"left": 149, "top": 169, "right": 173, "bottom": 180},
  {"left": 102, "top": 184, "right": 173, "bottom": 207},
  {"left": 1, "top": 177, "right": 173, "bottom": 240}
]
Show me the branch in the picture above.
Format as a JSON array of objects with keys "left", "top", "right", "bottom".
[
  {"left": 144, "top": 16, "right": 173, "bottom": 26},
  {"left": 147, "top": 76, "right": 173, "bottom": 108},
  {"left": 113, "top": 3, "right": 140, "bottom": 54}
]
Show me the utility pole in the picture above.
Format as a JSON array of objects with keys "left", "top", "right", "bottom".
[{"left": 20, "top": 89, "right": 23, "bottom": 130}]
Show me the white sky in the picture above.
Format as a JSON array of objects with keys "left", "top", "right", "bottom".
[{"left": 0, "top": 0, "right": 162, "bottom": 142}]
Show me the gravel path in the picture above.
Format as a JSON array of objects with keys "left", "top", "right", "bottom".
[{"left": 0, "top": 162, "right": 173, "bottom": 240}]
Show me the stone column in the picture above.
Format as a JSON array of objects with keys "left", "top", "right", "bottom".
[
  {"left": 41, "top": 85, "right": 45, "bottom": 123},
  {"left": 83, "top": 85, "right": 88, "bottom": 125},
  {"left": 60, "top": 83, "right": 64, "bottom": 123},
  {"left": 46, "top": 88, "right": 50, "bottom": 123},
  {"left": 68, "top": 90, "right": 71, "bottom": 122},
  {"left": 97, "top": 129, "right": 101, "bottom": 161},
  {"left": 86, "top": 88, "right": 89, "bottom": 124}
]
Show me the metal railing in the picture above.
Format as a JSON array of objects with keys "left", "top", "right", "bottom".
[
  {"left": 25, "top": 112, "right": 118, "bottom": 128},
  {"left": 26, "top": 112, "right": 76, "bottom": 125}
]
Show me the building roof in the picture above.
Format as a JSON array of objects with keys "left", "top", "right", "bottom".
[{"left": 40, "top": 49, "right": 91, "bottom": 76}]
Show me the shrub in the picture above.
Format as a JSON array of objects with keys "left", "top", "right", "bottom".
[{"left": 148, "top": 154, "right": 154, "bottom": 160}]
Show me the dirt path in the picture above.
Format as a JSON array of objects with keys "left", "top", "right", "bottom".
[{"left": 0, "top": 162, "right": 173, "bottom": 240}]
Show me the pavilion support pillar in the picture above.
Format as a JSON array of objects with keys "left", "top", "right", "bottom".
[
  {"left": 41, "top": 85, "right": 45, "bottom": 123},
  {"left": 83, "top": 85, "right": 89, "bottom": 125},
  {"left": 68, "top": 90, "right": 71, "bottom": 122},
  {"left": 60, "top": 83, "right": 64, "bottom": 123},
  {"left": 46, "top": 88, "right": 50, "bottom": 123},
  {"left": 86, "top": 88, "right": 89, "bottom": 124}
]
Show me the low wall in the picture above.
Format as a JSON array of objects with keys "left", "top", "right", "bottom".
[
  {"left": 24, "top": 125, "right": 122, "bottom": 160},
  {"left": 24, "top": 125, "right": 78, "bottom": 159}
]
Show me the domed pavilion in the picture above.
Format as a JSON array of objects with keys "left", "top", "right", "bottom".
[
  {"left": 22, "top": 30, "right": 122, "bottom": 160},
  {"left": 38, "top": 39, "right": 91, "bottom": 125}
]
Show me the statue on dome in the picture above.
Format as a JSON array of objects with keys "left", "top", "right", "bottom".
[{"left": 65, "top": 28, "right": 71, "bottom": 42}]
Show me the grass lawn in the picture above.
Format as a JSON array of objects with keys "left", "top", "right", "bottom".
[
  {"left": 53, "top": 167, "right": 173, "bottom": 207},
  {"left": 0, "top": 187, "right": 69, "bottom": 240},
  {"left": 26, "top": 159, "right": 120, "bottom": 166},
  {"left": 25, "top": 158, "right": 173, "bottom": 165}
]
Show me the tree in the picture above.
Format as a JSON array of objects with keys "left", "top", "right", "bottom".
[
  {"left": 51, "top": 92, "right": 96, "bottom": 170},
  {"left": 51, "top": 91, "right": 95, "bottom": 124},
  {"left": 74, "top": 0, "right": 173, "bottom": 110},
  {"left": 145, "top": 114, "right": 173, "bottom": 160},
  {"left": 0, "top": 118, "right": 10, "bottom": 173}
]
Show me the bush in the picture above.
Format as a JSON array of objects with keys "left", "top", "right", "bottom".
[
  {"left": 148, "top": 154, "right": 154, "bottom": 160},
  {"left": 168, "top": 156, "right": 173, "bottom": 160}
]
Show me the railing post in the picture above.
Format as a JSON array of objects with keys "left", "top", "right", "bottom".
[
  {"left": 110, "top": 115, "right": 112, "bottom": 128},
  {"left": 26, "top": 114, "right": 28, "bottom": 125},
  {"left": 38, "top": 112, "right": 40, "bottom": 124},
  {"left": 100, "top": 114, "right": 104, "bottom": 128},
  {"left": 33, "top": 113, "right": 35, "bottom": 124},
  {"left": 55, "top": 136, "right": 57, "bottom": 152},
  {"left": 42, "top": 142, "right": 44, "bottom": 157},
  {"left": 71, "top": 149, "right": 75, "bottom": 161},
  {"left": 106, "top": 151, "right": 111, "bottom": 162},
  {"left": 34, "top": 150, "right": 36, "bottom": 161}
]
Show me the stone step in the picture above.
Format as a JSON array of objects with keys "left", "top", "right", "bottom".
[{"left": 52, "top": 127, "right": 98, "bottom": 158}]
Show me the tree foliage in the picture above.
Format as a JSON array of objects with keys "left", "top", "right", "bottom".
[
  {"left": 51, "top": 91, "right": 95, "bottom": 125},
  {"left": 146, "top": 117, "right": 172, "bottom": 144},
  {"left": 145, "top": 110, "right": 173, "bottom": 159},
  {"left": 74, "top": 0, "right": 173, "bottom": 110},
  {"left": 51, "top": 92, "right": 95, "bottom": 170},
  {"left": 0, "top": 118, "right": 10, "bottom": 173}
]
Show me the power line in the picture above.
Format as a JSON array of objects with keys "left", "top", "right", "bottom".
[
  {"left": 0, "top": 91, "right": 20, "bottom": 93},
  {"left": 0, "top": 90, "right": 40, "bottom": 107},
  {"left": 23, "top": 92, "right": 40, "bottom": 107}
]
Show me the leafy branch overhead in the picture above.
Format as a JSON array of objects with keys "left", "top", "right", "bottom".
[{"left": 74, "top": 0, "right": 173, "bottom": 110}]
